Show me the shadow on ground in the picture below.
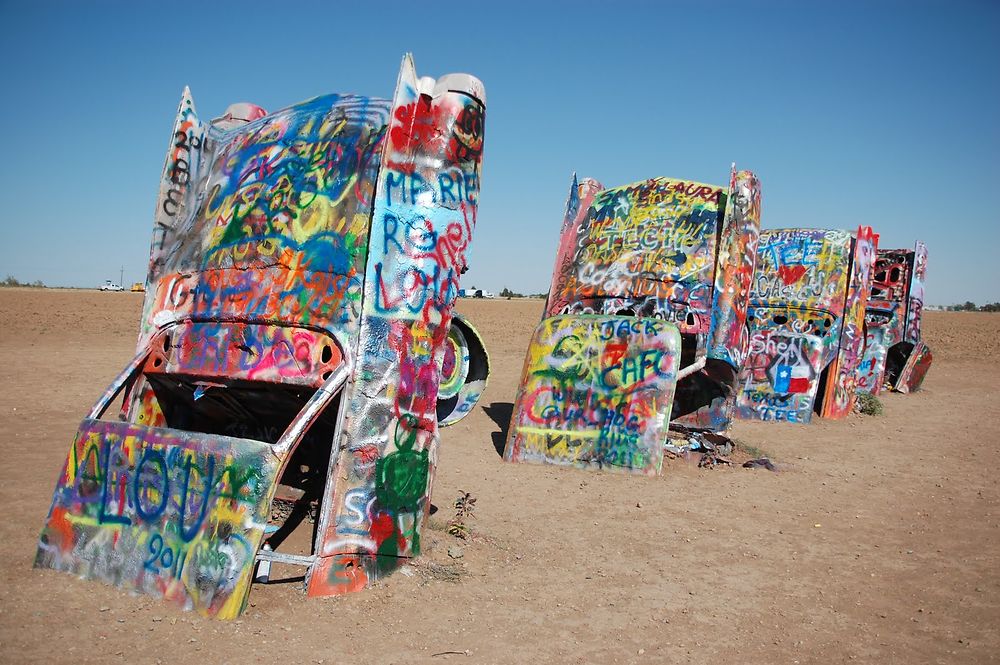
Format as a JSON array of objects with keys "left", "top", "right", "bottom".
[{"left": 483, "top": 402, "right": 513, "bottom": 457}]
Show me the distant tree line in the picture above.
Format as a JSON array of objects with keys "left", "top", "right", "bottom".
[
  {"left": 2, "top": 275, "right": 45, "bottom": 288},
  {"left": 499, "top": 287, "right": 548, "bottom": 299},
  {"left": 946, "top": 301, "right": 1000, "bottom": 312}
]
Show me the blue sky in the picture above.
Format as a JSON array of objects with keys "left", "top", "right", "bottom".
[{"left": 1, "top": 0, "right": 997, "bottom": 304}]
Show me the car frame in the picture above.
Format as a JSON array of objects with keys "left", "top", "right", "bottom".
[
  {"left": 734, "top": 226, "right": 877, "bottom": 423},
  {"left": 504, "top": 167, "right": 761, "bottom": 475},
  {"left": 35, "top": 54, "right": 488, "bottom": 619},
  {"left": 856, "top": 241, "right": 931, "bottom": 395}
]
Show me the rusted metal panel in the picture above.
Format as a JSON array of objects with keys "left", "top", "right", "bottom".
[{"left": 505, "top": 315, "right": 681, "bottom": 475}]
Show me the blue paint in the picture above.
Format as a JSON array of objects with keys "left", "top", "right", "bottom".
[
  {"left": 98, "top": 439, "right": 131, "bottom": 527},
  {"left": 133, "top": 447, "right": 169, "bottom": 523},
  {"left": 773, "top": 364, "right": 792, "bottom": 393}
]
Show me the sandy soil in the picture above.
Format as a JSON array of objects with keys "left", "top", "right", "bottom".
[{"left": 0, "top": 289, "right": 997, "bottom": 664}]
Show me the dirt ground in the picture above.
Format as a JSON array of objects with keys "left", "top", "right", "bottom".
[{"left": 0, "top": 289, "right": 997, "bottom": 664}]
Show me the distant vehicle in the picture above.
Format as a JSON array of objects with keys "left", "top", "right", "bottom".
[
  {"left": 130, "top": 282, "right": 144, "bottom": 292},
  {"left": 99, "top": 280, "right": 124, "bottom": 291}
]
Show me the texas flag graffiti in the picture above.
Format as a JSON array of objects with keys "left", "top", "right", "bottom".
[{"left": 773, "top": 364, "right": 810, "bottom": 393}]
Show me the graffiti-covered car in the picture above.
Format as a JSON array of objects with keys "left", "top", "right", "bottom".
[
  {"left": 856, "top": 241, "right": 931, "bottom": 394},
  {"left": 735, "top": 227, "right": 876, "bottom": 423},
  {"left": 34, "top": 55, "right": 489, "bottom": 619},
  {"left": 503, "top": 167, "right": 761, "bottom": 475}
]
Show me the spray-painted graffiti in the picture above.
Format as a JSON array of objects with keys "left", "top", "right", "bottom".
[
  {"left": 858, "top": 241, "right": 932, "bottom": 395},
  {"left": 905, "top": 242, "right": 928, "bottom": 346},
  {"left": 546, "top": 177, "right": 726, "bottom": 331},
  {"left": 707, "top": 168, "right": 762, "bottom": 367},
  {"left": 677, "top": 168, "right": 762, "bottom": 430},
  {"left": 142, "top": 93, "right": 390, "bottom": 343},
  {"left": 737, "top": 227, "right": 876, "bottom": 422},
  {"left": 505, "top": 315, "right": 680, "bottom": 475},
  {"left": 855, "top": 323, "right": 889, "bottom": 394},
  {"left": 35, "top": 419, "right": 277, "bottom": 619},
  {"left": 820, "top": 226, "right": 877, "bottom": 418},
  {"left": 145, "top": 321, "right": 343, "bottom": 387},
  {"left": 752, "top": 229, "right": 852, "bottom": 318},
  {"left": 734, "top": 330, "right": 823, "bottom": 422},
  {"left": 895, "top": 340, "right": 932, "bottom": 393},
  {"left": 36, "top": 54, "right": 488, "bottom": 619},
  {"left": 306, "top": 60, "right": 487, "bottom": 596},
  {"left": 518, "top": 167, "right": 760, "bottom": 449}
]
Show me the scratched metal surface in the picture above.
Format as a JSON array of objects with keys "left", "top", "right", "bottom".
[{"left": 35, "top": 419, "right": 278, "bottom": 619}]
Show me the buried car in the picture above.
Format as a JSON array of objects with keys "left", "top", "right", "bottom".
[
  {"left": 856, "top": 241, "right": 931, "bottom": 395},
  {"left": 504, "top": 167, "right": 761, "bottom": 475},
  {"left": 735, "top": 227, "right": 877, "bottom": 423},
  {"left": 34, "top": 55, "right": 489, "bottom": 618}
]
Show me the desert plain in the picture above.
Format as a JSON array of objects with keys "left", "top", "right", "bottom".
[{"left": 0, "top": 288, "right": 997, "bottom": 664}]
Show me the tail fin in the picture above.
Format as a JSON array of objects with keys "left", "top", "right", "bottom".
[
  {"left": 147, "top": 87, "right": 206, "bottom": 286},
  {"left": 544, "top": 174, "right": 604, "bottom": 317}
]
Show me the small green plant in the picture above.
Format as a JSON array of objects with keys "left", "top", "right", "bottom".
[
  {"left": 447, "top": 490, "right": 477, "bottom": 540},
  {"left": 856, "top": 392, "right": 884, "bottom": 416},
  {"left": 733, "top": 438, "right": 769, "bottom": 460}
]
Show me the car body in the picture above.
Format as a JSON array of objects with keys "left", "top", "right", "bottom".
[
  {"left": 856, "top": 241, "right": 931, "bottom": 394},
  {"left": 504, "top": 167, "right": 761, "bottom": 475},
  {"left": 734, "top": 227, "right": 877, "bottom": 423},
  {"left": 99, "top": 280, "right": 124, "bottom": 291},
  {"left": 35, "top": 55, "right": 488, "bottom": 619}
]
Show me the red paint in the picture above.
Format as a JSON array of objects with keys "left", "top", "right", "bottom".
[
  {"left": 50, "top": 507, "right": 76, "bottom": 553},
  {"left": 777, "top": 265, "right": 808, "bottom": 285},
  {"left": 309, "top": 554, "right": 369, "bottom": 596},
  {"left": 788, "top": 377, "right": 811, "bottom": 393},
  {"left": 389, "top": 99, "right": 450, "bottom": 156},
  {"left": 602, "top": 343, "right": 628, "bottom": 367},
  {"left": 369, "top": 511, "right": 396, "bottom": 546}
]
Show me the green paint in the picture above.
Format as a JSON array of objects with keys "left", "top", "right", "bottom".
[{"left": 375, "top": 414, "right": 429, "bottom": 514}]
